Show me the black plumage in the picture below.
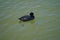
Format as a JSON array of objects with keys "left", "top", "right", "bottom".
[{"left": 19, "top": 12, "right": 35, "bottom": 22}]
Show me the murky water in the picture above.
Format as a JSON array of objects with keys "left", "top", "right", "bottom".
[{"left": 0, "top": 0, "right": 60, "bottom": 40}]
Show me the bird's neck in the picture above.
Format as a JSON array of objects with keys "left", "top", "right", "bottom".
[{"left": 30, "top": 15, "right": 34, "bottom": 17}]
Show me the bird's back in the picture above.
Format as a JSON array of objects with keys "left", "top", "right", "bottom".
[{"left": 19, "top": 15, "right": 32, "bottom": 21}]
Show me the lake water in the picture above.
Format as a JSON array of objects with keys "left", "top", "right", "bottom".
[{"left": 0, "top": 0, "right": 60, "bottom": 40}]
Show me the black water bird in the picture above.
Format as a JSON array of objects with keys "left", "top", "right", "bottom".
[{"left": 19, "top": 12, "right": 35, "bottom": 22}]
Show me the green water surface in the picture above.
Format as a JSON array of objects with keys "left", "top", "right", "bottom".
[{"left": 0, "top": 0, "right": 60, "bottom": 40}]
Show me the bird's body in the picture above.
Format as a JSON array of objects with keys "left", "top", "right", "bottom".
[{"left": 18, "top": 12, "right": 35, "bottom": 22}]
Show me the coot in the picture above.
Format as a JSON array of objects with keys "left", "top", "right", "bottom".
[{"left": 19, "top": 12, "right": 35, "bottom": 22}]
